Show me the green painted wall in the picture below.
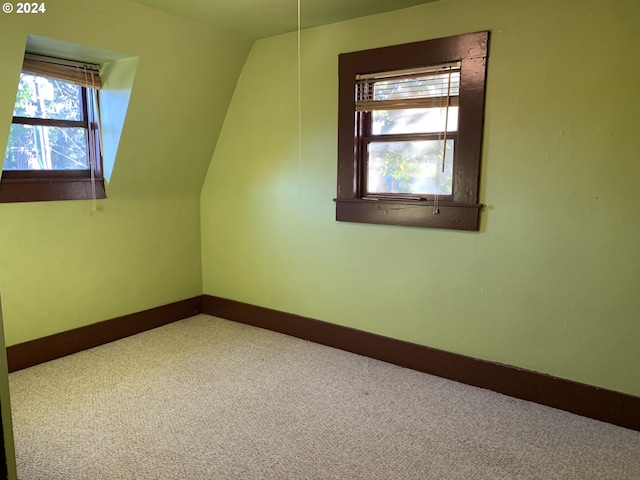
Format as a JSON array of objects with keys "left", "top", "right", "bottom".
[
  {"left": 201, "top": 0, "right": 640, "bottom": 396},
  {"left": 0, "top": 0, "right": 253, "bottom": 345},
  {"left": 0, "top": 299, "right": 17, "bottom": 479}
]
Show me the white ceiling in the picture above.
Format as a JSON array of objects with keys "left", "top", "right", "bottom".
[{"left": 129, "top": 0, "right": 441, "bottom": 40}]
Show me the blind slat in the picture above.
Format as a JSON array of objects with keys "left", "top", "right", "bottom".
[
  {"left": 356, "top": 63, "right": 459, "bottom": 112},
  {"left": 356, "top": 96, "right": 459, "bottom": 112},
  {"left": 356, "top": 61, "right": 461, "bottom": 80},
  {"left": 22, "top": 56, "right": 102, "bottom": 90}
]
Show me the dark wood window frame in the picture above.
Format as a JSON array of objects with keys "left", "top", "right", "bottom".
[
  {"left": 1, "top": 60, "right": 106, "bottom": 204},
  {"left": 335, "top": 31, "right": 489, "bottom": 231}
]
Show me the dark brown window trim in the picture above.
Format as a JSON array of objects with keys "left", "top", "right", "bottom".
[
  {"left": 11, "top": 116, "right": 86, "bottom": 128},
  {"left": 335, "top": 31, "right": 489, "bottom": 231},
  {"left": 0, "top": 175, "right": 106, "bottom": 203},
  {"left": 335, "top": 198, "right": 482, "bottom": 230}
]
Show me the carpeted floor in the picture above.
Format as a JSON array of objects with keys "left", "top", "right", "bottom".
[{"left": 8, "top": 315, "right": 640, "bottom": 479}]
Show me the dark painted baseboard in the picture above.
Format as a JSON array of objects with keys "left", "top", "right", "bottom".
[
  {"left": 6, "top": 294, "right": 638, "bottom": 432},
  {"left": 202, "top": 294, "right": 640, "bottom": 432},
  {"left": 7, "top": 296, "right": 202, "bottom": 373}
]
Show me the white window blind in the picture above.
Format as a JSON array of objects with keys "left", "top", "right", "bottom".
[{"left": 356, "top": 62, "right": 460, "bottom": 112}]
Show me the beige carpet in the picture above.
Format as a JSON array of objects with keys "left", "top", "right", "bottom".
[{"left": 8, "top": 315, "right": 640, "bottom": 479}]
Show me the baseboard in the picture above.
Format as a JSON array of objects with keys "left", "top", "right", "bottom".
[
  {"left": 7, "top": 296, "right": 202, "bottom": 373},
  {"left": 202, "top": 294, "right": 640, "bottom": 432},
  {"left": 7, "top": 294, "right": 638, "bottom": 432}
]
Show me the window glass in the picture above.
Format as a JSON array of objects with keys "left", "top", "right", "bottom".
[
  {"left": 5, "top": 124, "right": 89, "bottom": 170},
  {"left": 366, "top": 139, "right": 454, "bottom": 195},
  {"left": 13, "top": 73, "right": 83, "bottom": 121},
  {"left": 372, "top": 108, "right": 458, "bottom": 135}
]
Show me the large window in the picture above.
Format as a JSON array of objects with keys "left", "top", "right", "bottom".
[
  {"left": 335, "top": 32, "right": 489, "bottom": 231},
  {"left": 1, "top": 54, "right": 105, "bottom": 203}
]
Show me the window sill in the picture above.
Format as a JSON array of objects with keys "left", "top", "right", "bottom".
[
  {"left": 334, "top": 198, "right": 481, "bottom": 231},
  {"left": 0, "top": 177, "right": 106, "bottom": 203}
]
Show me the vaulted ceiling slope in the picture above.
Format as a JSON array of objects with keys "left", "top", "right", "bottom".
[{"left": 129, "top": 0, "right": 440, "bottom": 39}]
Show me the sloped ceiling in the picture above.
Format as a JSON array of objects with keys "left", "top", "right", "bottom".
[{"left": 129, "top": 0, "right": 441, "bottom": 40}]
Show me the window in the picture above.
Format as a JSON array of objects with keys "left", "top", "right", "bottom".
[
  {"left": 335, "top": 31, "right": 489, "bottom": 231},
  {"left": 1, "top": 54, "right": 105, "bottom": 203}
]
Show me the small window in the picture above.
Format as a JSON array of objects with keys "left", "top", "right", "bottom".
[
  {"left": 335, "top": 32, "right": 489, "bottom": 231},
  {"left": 1, "top": 54, "right": 105, "bottom": 203}
]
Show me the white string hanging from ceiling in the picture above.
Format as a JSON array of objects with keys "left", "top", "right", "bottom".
[{"left": 297, "top": 0, "right": 303, "bottom": 204}]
